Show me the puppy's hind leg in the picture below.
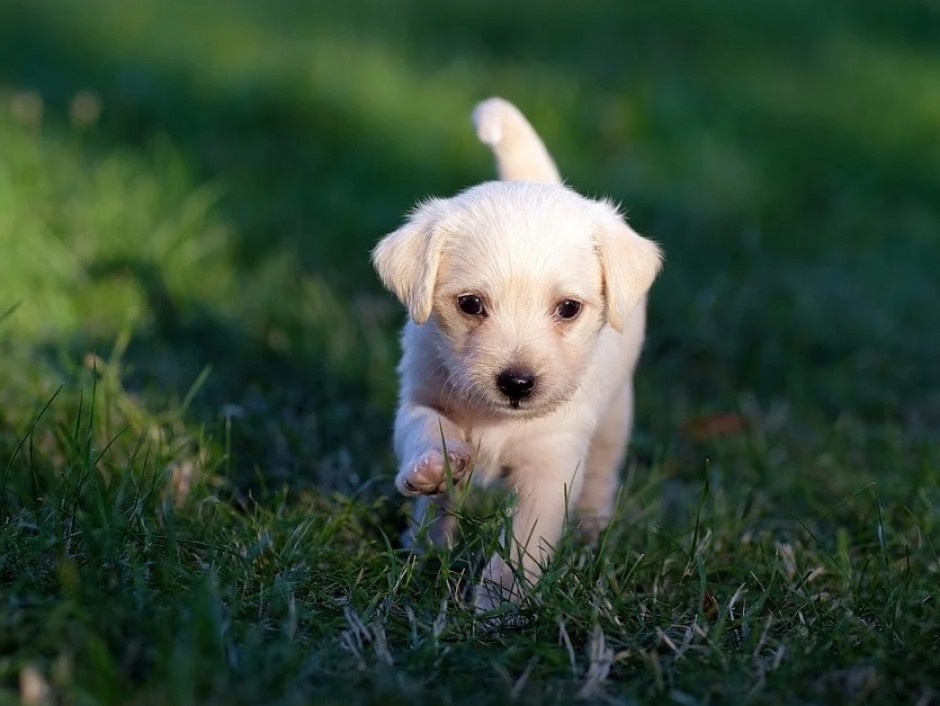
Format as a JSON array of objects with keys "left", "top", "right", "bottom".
[{"left": 576, "top": 381, "right": 634, "bottom": 542}]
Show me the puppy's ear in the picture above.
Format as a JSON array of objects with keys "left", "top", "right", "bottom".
[
  {"left": 593, "top": 205, "right": 663, "bottom": 332},
  {"left": 372, "top": 199, "right": 449, "bottom": 324}
]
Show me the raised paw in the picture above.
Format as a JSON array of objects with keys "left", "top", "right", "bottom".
[{"left": 396, "top": 445, "right": 472, "bottom": 497}]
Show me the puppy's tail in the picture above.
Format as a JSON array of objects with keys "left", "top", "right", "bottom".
[{"left": 472, "top": 97, "right": 562, "bottom": 185}]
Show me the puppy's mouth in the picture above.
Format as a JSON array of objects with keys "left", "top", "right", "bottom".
[
  {"left": 497, "top": 394, "right": 560, "bottom": 419},
  {"left": 505, "top": 399, "right": 539, "bottom": 416},
  {"left": 451, "top": 386, "right": 562, "bottom": 420}
]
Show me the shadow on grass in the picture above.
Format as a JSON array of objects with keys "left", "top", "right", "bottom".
[{"left": 55, "top": 255, "right": 396, "bottom": 494}]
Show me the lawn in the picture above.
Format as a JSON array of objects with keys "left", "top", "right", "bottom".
[{"left": 1, "top": 0, "right": 938, "bottom": 703}]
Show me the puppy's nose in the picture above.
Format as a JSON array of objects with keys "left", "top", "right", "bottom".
[{"left": 496, "top": 370, "right": 535, "bottom": 401}]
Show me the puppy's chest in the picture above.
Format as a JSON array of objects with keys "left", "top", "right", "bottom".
[
  {"left": 464, "top": 428, "right": 508, "bottom": 486},
  {"left": 464, "top": 422, "right": 547, "bottom": 487}
]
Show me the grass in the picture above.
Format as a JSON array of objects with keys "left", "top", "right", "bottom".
[{"left": 0, "top": 0, "right": 938, "bottom": 703}]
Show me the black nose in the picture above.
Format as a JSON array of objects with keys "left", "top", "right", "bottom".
[{"left": 496, "top": 370, "right": 536, "bottom": 401}]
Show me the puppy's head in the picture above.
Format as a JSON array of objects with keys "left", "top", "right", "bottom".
[{"left": 373, "top": 181, "right": 662, "bottom": 418}]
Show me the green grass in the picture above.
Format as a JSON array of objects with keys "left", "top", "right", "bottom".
[{"left": 1, "top": 0, "right": 938, "bottom": 703}]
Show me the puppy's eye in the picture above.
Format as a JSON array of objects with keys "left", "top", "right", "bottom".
[
  {"left": 457, "top": 294, "right": 486, "bottom": 317},
  {"left": 554, "top": 299, "right": 582, "bottom": 320}
]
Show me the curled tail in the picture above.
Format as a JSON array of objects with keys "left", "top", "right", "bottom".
[{"left": 472, "top": 97, "right": 562, "bottom": 184}]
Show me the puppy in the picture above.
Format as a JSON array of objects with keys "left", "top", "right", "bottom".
[{"left": 372, "top": 97, "right": 663, "bottom": 611}]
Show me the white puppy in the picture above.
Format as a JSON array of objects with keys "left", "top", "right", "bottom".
[{"left": 372, "top": 97, "right": 663, "bottom": 611}]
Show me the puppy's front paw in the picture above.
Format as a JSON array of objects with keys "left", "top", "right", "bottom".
[
  {"left": 396, "top": 444, "right": 472, "bottom": 497},
  {"left": 475, "top": 554, "right": 523, "bottom": 615}
]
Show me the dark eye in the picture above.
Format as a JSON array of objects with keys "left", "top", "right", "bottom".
[
  {"left": 555, "top": 299, "right": 582, "bottom": 320},
  {"left": 457, "top": 294, "right": 486, "bottom": 316}
]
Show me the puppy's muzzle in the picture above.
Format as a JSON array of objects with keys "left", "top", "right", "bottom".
[{"left": 496, "top": 369, "right": 536, "bottom": 403}]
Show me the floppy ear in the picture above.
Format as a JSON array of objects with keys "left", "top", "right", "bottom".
[
  {"left": 371, "top": 198, "right": 449, "bottom": 324},
  {"left": 594, "top": 206, "right": 664, "bottom": 332}
]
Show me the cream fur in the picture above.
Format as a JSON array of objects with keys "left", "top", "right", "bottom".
[{"left": 372, "top": 97, "right": 663, "bottom": 612}]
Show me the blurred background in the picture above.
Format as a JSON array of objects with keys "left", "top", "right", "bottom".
[{"left": 1, "top": 0, "right": 938, "bottom": 510}]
